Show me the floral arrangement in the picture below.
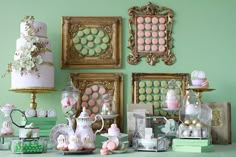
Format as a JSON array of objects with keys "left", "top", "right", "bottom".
[{"left": 3, "top": 16, "right": 45, "bottom": 77}]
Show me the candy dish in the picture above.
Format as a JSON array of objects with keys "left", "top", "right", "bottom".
[{"left": 50, "top": 124, "right": 74, "bottom": 147}]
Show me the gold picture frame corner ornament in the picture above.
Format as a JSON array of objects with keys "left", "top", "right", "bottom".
[{"left": 61, "top": 16, "right": 122, "bottom": 69}]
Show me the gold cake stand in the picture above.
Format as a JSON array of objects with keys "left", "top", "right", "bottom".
[
  {"left": 187, "top": 87, "right": 215, "bottom": 103},
  {"left": 9, "top": 88, "right": 56, "bottom": 110}
]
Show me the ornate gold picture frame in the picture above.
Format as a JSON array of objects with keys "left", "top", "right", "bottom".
[
  {"left": 132, "top": 73, "right": 189, "bottom": 119},
  {"left": 127, "top": 2, "right": 175, "bottom": 66},
  {"left": 70, "top": 72, "right": 123, "bottom": 132},
  {"left": 62, "top": 16, "right": 122, "bottom": 68}
]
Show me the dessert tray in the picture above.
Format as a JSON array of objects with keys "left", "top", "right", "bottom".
[{"left": 50, "top": 124, "right": 74, "bottom": 147}]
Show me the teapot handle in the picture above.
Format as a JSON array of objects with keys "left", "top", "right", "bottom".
[{"left": 93, "top": 114, "right": 104, "bottom": 135}]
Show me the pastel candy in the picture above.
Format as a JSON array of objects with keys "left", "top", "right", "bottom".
[
  {"left": 77, "top": 31, "right": 84, "bottom": 37},
  {"left": 145, "top": 24, "right": 151, "bottom": 30},
  {"left": 138, "top": 31, "right": 144, "bottom": 37},
  {"left": 85, "top": 88, "right": 92, "bottom": 95},
  {"left": 152, "top": 32, "right": 158, "bottom": 38},
  {"left": 145, "top": 45, "right": 151, "bottom": 51},
  {"left": 88, "top": 99, "right": 95, "bottom": 106},
  {"left": 138, "top": 38, "right": 144, "bottom": 44},
  {"left": 138, "top": 24, "right": 145, "bottom": 30},
  {"left": 139, "top": 95, "right": 145, "bottom": 101},
  {"left": 154, "top": 101, "right": 160, "bottom": 108},
  {"left": 154, "top": 81, "right": 160, "bottom": 86},
  {"left": 159, "top": 17, "right": 166, "bottom": 24},
  {"left": 81, "top": 48, "right": 88, "bottom": 55},
  {"left": 89, "top": 49, "right": 95, "bottom": 56},
  {"left": 139, "top": 81, "right": 145, "bottom": 87},
  {"left": 102, "top": 37, "right": 109, "bottom": 43},
  {"left": 75, "top": 44, "right": 82, "bottom": 51},
  {"left": 91, "top": 28, "right": 98, "bottom": 35},
  {"left": 145, "top": 38, "right": 151, "bottom": 44},
  {"left": 153, "top": 88, "right": 159, "bottom": 94},
  {"left": 146, "top": 95, "right": 153, "bottom": 102},
  {"left": 99, "top": 87, "right": 106, "bottom": 94},
  {"left": 139, "top": 88, "right": 145, "bottom": 94},
  {"left": 151, "top": 45, "right": 158, "bottom": 51},
  {"left": 92, "top": 106, "right": 99, "bottom": 113},
  {"left": 159, "top": 31, "right": 165, "bottom": 37},
  {"left": 94, "top": 38, "right": 101, "bottom": 44},
  {"left": 145, "top": 31, "right": 151, "bottom": 37},
  {"left": 152, "top": 25, "right": 158, "bottom": 31},
  {"left": 137, "top": 17, "right": 144, "bottom": 23},
  {"left": 92, "top": 92, "right": 99, "bottom": 99},
  {"left": 87, "top": 35, "right": 94, "bottom": 41},
  {"left": 72, "top": 37, "right": 80, "bottom": 44},
  {"left": 159, "top": 38, "right": 166, "bottom": 45},
  {"left": 82, "top": 95, "right": 89, "bottom": 101},
  {"left": 159, "top": 24, "right": 166, "bottom": 31},
  {"left": 152, "top": 17, "right": 158, "bottom": 24},
  {"left": 161, "top": 81, "right": 167, "bottom": 87},
  {"left": 87, "top": 42, "right": 94, "bottom": 48},
  {"left": 152, "top": 38, "right": 158, "bottom": 44},
  {"left": 98, "top": 31, "right": 105, "bottom": 37},
  {"left": 146, "top": 81, "right": 152, "bottom": 87},
  {"left": 84, "top": 28, "right": 90, "bottom": 35},
  {"left": 146, "top": 87, "right": 152, "bottom": 94},
  {"left": 145, "top": 17, "right": 151, "bottom": 23},
  {"left": 154, "top": 95, "right": 159, "bottom": 101},
  {"left": 138, "top": 45, "right": 144, "bottom": 51}
]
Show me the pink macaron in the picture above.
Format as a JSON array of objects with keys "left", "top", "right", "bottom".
[
  {"left": 159, "top": 24, "right": 166, "bottom": 31},
  {"left": 152, "top": 31, "right": 158, "bottom": 38},
  {"left": 145, "top": 38, "right": 151, "bottom": 45},
  {"left": 159, "top": 31, "right": 165, "bottom": 37},
  {"left": 92, "top": 92, "right": 99, "bottom": 99},
  {"left": 159, "top": 17, "right": 166, "bottom": 24},
  {"left": 137, "top": 16, "right": 144, "bottom": 23},
  {"left": 152, "top": 25, "right": 158, "bottom": 31},
  {"left": 152, "top": 17, "right": 158, "bottom": 24},
  {"left": 145, "top": 17, "right": 151, "bottom": 23},
  {"left": 145, "top": 31, "right": 151, "bottom": 37},
  {"left": 159, "top": 38, "right": 166, "bottom": 45},
  {"left": 138, "top": 24, "right": 145, "bottom": 30},
  {"left": 81, "top": 102, "right": 88, "bottom": 108},
  {"left": 138, "top": 45, "right": 144, "bottom": 51},
  {"left": 145, "top": 45, "right": 151, "bottom": 51},
  {"left": 85, "top": 88, "right": 92, "bottom": 95},
  {"left": 88, "top": 99, "right": 95, "bottom": 106},
  {"left": 151, "top": 45, "right": 158, "bottom": 51},
  {"left": 145, "top": 24, "right": 151, "bottom": 30},
  {"left": 152, "top": 38, "right": 158, "bottom": 44},
  {"left": 100, "top": 148, "right": 109, "bottom": 155},
  {"left": 137, "top": 38, "right": 145, "bottom": 44},
  {"left": 92, "top": 106, "right": 99, "bottom": 113},
  {"left": 82, "top": 95, "right": 89, "bottom": 102},
  {"left": 92, "top": 85, "right": 99, "bottom": 92},
  {"left": 137, "top": 31, "right": 144, "bottom": 37},
  {"left": 107, "top": 141, "right": 117, "bottom": 151},
  {"left": 86, "top": 109, "right": 91, "bottom": 115},
  {"left": 90, "top": 113, "right": 96, "bottom": 120},
  {"left": 159, "top": 45, "right": 166, "bottom": 52}
]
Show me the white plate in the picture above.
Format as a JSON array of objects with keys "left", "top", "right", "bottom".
[{"left": 50, "top": 124, "right": 74, "bottom": 147}]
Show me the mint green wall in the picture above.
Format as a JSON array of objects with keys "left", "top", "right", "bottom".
[{"left": 1, "top": 0, "right": 236, "bottom": 141}]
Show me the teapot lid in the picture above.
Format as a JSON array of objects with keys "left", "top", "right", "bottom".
[{"left": 78, "top": 107, "right": 90, "bottom": 119}]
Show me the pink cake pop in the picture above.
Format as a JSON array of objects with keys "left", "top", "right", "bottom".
[
  {"left": 152, "top": 17, "right": 158, "bottom": 24},
  {"left": 145, "top": 24, "right": 151, "bottom": 30},
  {"left": 159, "top": 24, "right": 166, "bottom": 31},
  {"left": 145, "top": 38, "right": 151, "bottom": 45},
  {"left": 137, "top": 31, "right": 144, "bottom": 37},
  {"left": 159, "top": 31, "right": 165, "bottom": 37},
  {"left": 145, "top": 31, "right": 151, "bottom": 37},
  {"left": 159, "top": 38, "right": 166, "bottom": 45},
  {"left": 138, "top": 24, "right": 145, "bottom": 30},
  {"left": 138, "top": 45, "right": 144, "bottom": 51},
  {"left": 152, "top": 32, "right": 158, "bottom": 38},
  {"left": 145, "top": 17, "right": 151, "bottom": 23},
  {"left": 159, "top": 17, "right": 166, "bottom": 24},
  {"left": 145, "top": 45, "right": 151, "bottom": 51},
  {"left": 152, "top": 38, "right": 158, "bottom": 44},
  {"left": 137, "top": 38, "right": 144, "bottom": 44},
  {"left": 137, "top": 17, "right": 144, "bottom": 23}
]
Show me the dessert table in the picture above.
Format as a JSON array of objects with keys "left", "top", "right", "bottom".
[{"left": 0, "top": 143, "right": 236, "bottom": 157}]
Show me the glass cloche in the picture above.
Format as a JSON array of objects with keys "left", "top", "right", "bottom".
[{"left": 178, "top": 90, "right": 212, "bottom": 138}]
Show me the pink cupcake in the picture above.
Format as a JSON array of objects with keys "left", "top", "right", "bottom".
[
  {"left": 137, "top": 16, "right": 144, "bottom": 23},
  {"left": 159, "top": 45, "right": 165, "bottom": 52},
  {"left": 159, "top": 38, "right": 166, "bottom": 45},
  {"left": 159, "top": 17, "right": 166, "bottom": 24},
  {"left": 152, "top": 17, "right": 158, "bottom": 24},
  {"left": 152, "top": 25, "right": 158, "bottom": 31},
  {"left": 145, "top": 45, "right": 151, "bottom": 51},
  {"left": 137, "top": 38, "right": 144, "bottom": 44},
  {"left": 145, "top": 38, "right": 151, "bottom": 45},
  {"left": 145, "top": 24, "right": 151, "bottom": 30},
  {"left": 159, "top": 31, "right": 165, "bottom": 37},
  {"left": 137, "top": 31, "right": 144, "bottom": 37},
  {"left": 152, "top": 31, "right": 158, "bottom": 38},
  {"left": 145, "top": 17, "right": 151, "bottom": 23},
  {"left": 159, "top": 24, "right": 166, "bottom": 31},
  {"left": 138, "top": 24, "right": 145, "bottom": 30},
  {"left": 145, "top": 31, "right": 151, "bottom": 37},
  {"left": 138, "top": 45, "right": 144, "bottom": 51},
  {"left": 152, "top": 38, "right": 158, "bottom": 44},
  {"left": 151, "top": 45, "right": 158, "bottom": 51}
]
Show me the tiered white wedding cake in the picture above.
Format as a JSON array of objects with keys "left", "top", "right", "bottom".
[{"left": 11, "top": 16, "right": 54, "bottom": 89}]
